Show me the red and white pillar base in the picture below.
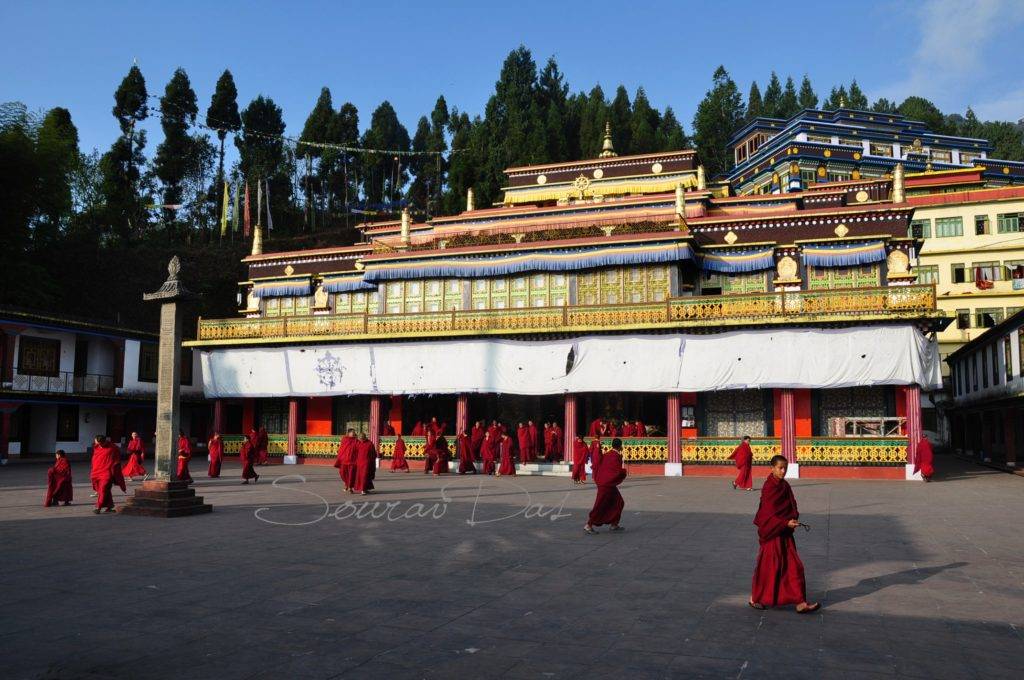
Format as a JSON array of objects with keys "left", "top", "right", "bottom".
[
  {"left": 563, "top": 394, "right": 577, "bottom": 462},
  {"left": 665, "top": 393, "right": 682, "bottom": 476},
  {"left": 904, "top": 385, "right": 923, "bottom": 480},
  {"left": 780, "top": 389, "right": 799, "bottom": 479},
  {"left": 285, "top": 397, "right": 300, "bottom": 464}
]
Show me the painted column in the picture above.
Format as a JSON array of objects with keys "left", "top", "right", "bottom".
[
  {"left": 780, "top": 389, "right": 796, "bottom": 462},
  {"left": 456, "top": 394, "right": 469, "bottom": 435},
  {"left": 369, "top": 396, "right": 382, "bottom": 448},
  {"left": 563, "top": 394, "right": 577, "bottom": 462},
  {"left": 905, "top": 385, "right": 922, "bottom": 479},
  {"left": 666, "top": 393, "right": 682, "bottom": 476},
  {"left": 285, "top": 397, "right": 299, "bottom": 464},
  {"left": 212, "top": 399, "right": 224, "bottom": 435}
]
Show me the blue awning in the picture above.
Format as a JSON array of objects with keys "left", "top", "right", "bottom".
[
  {"left": 701, "top": 247, "right": 775, "bottom": 273},
  {"left": 802, "top": 241, "right": 886, "bottom": 267}
]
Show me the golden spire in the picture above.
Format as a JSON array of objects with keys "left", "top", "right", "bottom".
[
  {"left": 400, "top": 207, "right": 411, "bottom": 247},
  {"left": 892, "top": 163, "right": 905, "bottom": 204},
  {"left": 250, "top": 224, "right": 263, "bottom": 256},
  {"left": 599, "top": 121, "right": 617, "bottom": 158},
  {"left": 466, "top": 187, "right": 475, "bottom": 212}
]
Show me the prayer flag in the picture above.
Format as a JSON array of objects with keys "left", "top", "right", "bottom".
[
  {"left": 232, "top": 181, "right": 240, "bottom": 232},
  {"left": 243, "top": 183, "right": 251, "bottom": 238}
]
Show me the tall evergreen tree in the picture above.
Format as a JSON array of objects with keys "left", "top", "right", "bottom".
[
  {"left": 325, "top": 102, "right": 359, "bottom": 212},
  {"left": 897, "top": 96, "right": 947, "bottom": 133},
  {"left": 745, "top": 81, "right": 763, "bottom": 121},
  {"left": 443, "top": 109, "right": 480, "bottom": 214},
  {"left": 299, "top": 87, "right": 336, "bottom": 229},
  {"left": 847, "top": 80, "right": 869, "bottom": 109},
  {"left": 0, "top": 112, "right": 44, "bottom": 304},
  {"left": 360, "top": 101, "right": 410, "bottom": 206},
  {"left": 762, "top": 72, "right": 783, "bottom": 117},
  {"left": 578, "top": 85, "right": 608, "bottom": 159},
  {"left": 236, "top": 95, "right": 291, "bottom": 228},
  {"left": 108, "top": 64, "right": 148, "bottom": 240},
  {"left": 408, "top": 116, "right": 433, "bottom": 210},
  {"left": 629, "top": 87, "right": 660, "bottom": 154},
  {"left": 205, "top": 69, "right": 241, "bottom": 199},
  {"left": 692, "top": 66, "right": 744, "bottom": 178},
  {"left": 609, "top": 85, "right": 632, "bottom": 154},
  {"left": 823, "top": 85, "right": 848, "bottom": 110},
  {"left": 797, "top": 76, "right": 818, "bottom": 109},
  {"left": 871, "top": 98, "right": 899, "bottom": 114},
  {"left": 537, "top": 58, "right": 570, "bottom": 161},
  {"left": 34, "top": 107, "right": 79, "bottom": 247},
  {"left": 153, "top": 68, "right": 199, "bottom": 231},
  {"left": 779, "top": 77, "right": 799, "bottom": 118},
  {"left": 657, "top": 107, "right": 687, "bottom": 150}
]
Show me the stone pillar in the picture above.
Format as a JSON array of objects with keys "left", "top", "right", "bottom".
[
  {"left": 904, "top": 384, "right": 922, "bottom": 480},
  {"left": 285, "top": 397, "right": 299, "bottom": 464},
  {"left": 666, "top": 393, "right": 682, "bottom": 476},
  {"left": 456, "top": 394, "right": 469, "bottom": 435},
  {"left": 780, "top": 389, "right": 798, "bottom": 479},
  {"left": 212, "top": 399, "right": 224, "bottom": 435},
  {"left": 369, "top": 396, "right": 382, "bottom": 448},
  {"left": 563, "top": 394, "right": 577, "bottom": 462}
]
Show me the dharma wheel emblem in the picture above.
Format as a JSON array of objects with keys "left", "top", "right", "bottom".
[
  {"left": 573, "top": 174, "right": 591, "bottom": 194},
  {"left": 315, "top": 352, "right": 344, "bottom": 389}
]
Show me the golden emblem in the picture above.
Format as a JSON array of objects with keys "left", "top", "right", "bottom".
[
  {"left": 593, "top": 168, "right": 604, "bottom": 179},
  {"left": 537, "top": 174, "right": 547, "bottom": 185},
  {"left": 834, "top": 223, "right": 849, "bottom": 237},
  {"left": 776, "top": 256, "right": 798, "bottom": 281},
  {"left": 651, "top": 163, "right": 662, "bottom": 174},
  {"left": 855, "top": 190, "right": 868, "bottom": 202},
  {"left": 284, "top": 264, "right": 295, "bottom": 275},
  {"left": 887, "top": 250, "right": 910, "bottom": 274},
  {"left": 724, "top": 230, "right": 738, "bottom": 244}
]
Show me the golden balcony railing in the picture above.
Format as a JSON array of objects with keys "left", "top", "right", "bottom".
[{"left": 193, "top": 283, "right": 939, "bottom": 344}]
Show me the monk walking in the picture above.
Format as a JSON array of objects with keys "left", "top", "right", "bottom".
[
  {"left": 240, "top": 428, "right": 260, "bottom": 484},
  {"left": 122, "top": 431, "right": 146, "bottom": 480},
  {"left": 497, "top": 432, "right": 516, "bottom": 476},
  {"left": 571, "top": 436, "right": 588, "bottom": 484},
  {"left": 517, "top": 423, "right": 531, "bottom": 463},
  {"left": 585, "top": 438, "right": 627, "bottom": 533},
  {"left": 432, "top": 436, "right": 451, "bottom": 475},
  {"left": 353, "top": 433, "right": 376, "bottom": 495},
  {"left": 729, "top": 435, "right": 754, "bottom": 491},
  {"left": 334, "top": 429, "right": 357, "bottom": 492},
  {"left": 481, "top": 432, "right": 497, "bottom": 475},
  {"left": 470, "top": 421, "right": 485, "bottom": 460},
  {"left": 90, "top": 435, "right": 117, "bottom": 514},
  {"left": 749, "top": 455, "right": 819, "bottom": 614},
  {"left": 915, "top": 434, "right": 935, "bottom": 482},
  {"left": 176, "top": 430, "right": 193, "bottom": 483},
  {"left": 424, "top": 427, "right": 439, "bottom": 474},
  {"left": 44, "top": 450, "right": 73, "bottom": 506},
  {"left": 390, "top": 434, "right": 410, "bottom": 472},
  {"left": 457, "top": 431, "right": 477, "bottom": 474},
  {"left": 255, "top": 425, "right": 269, "bottom": 465},
  {"left": 207, "top": 432, "right": 223, "bottom": 478}
]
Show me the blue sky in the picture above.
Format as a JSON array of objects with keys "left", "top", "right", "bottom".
[{"left": 2, "top": 0, "right": 1022, "bottom": 159}]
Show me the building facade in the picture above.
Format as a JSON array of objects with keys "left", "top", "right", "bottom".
[{"left": 188, "top": 130, "right": 946, "bottom": 480}]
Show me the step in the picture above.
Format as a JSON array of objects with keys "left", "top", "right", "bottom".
[
  {"left": 132, "top": 488, "right": 197, "bottom": 501},
  {"left": 118, "top": 503, "right": 212, "bottom": 518},
  {"left": 121, "top": 495, "right": 208, "bottom": 509}
]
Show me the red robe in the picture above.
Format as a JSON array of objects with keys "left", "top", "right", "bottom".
[
  {"left": 589, "top": 439, "right": 603, "bottom": 477},
  {"left": 635, "top": 423, "right": 647, "bottom": 437},
  {"left": 382, "top": 423, "right": 396, "bottom": 436},
  {"left": 457, "top": 434, "right": 477, "bottom": 474},
  {"left": 527, "top": 423, "right": 539, "bottom": 459},
  {"left": 411, "top": 422, "right": 425, "bottom": 436},
  {"left": 241, "top": 432, "right": 259, "bottom": 480},
  {"left": 45, "top": 457, "right": 73, "bottom": 506},
  {"left": 432, "top": 438, "right": 450, "bottom": 475},
  {"left": 588, "top": 449, "right": 626, "bottom": 526},
  {"left": 256, "top": 428, "right": 269, "bottom": 465},
  {"left": 481, "top": 437, "right": 497, "bottom": 475},
  {"left": 122, "top": 437, "right": 146, "bottom": 478},
  {"left": 622, "top": 423, "right": 636, "bottom": 438},
  {"left": 914, "top": 438, "right": 935, "bottom": 479},
  {"left": 571, "top": 440, "right": 588, "bottom": 482},
  {"left": 497, "top": 437, "right": 516, "bottom": 476},
  {"left": 391, "top": 437, "right": 409, "bottom": 471},
  {"left": 423, "top": 429, "right": 438, "bottom": 474},
  {"left": 517, "top": 426, "right": 532, "bottom": 462},
  {"left": 353, "top": 440, "right": 376, "bottom": 493},
  {"left": 111, "top": 444, "right": 127, "bottom": 493},
  {"left": 334, "top": 435, "right": 357, "bottom": 489},
  {"left": 728, "top": 441, "right": 754, "bottom": 490},
  {"left": 487, "top": 424, "right": 501, "bottom": 442},
  {"left": 176, "top": 436, "right": 193, "bottom": 483},
  {"left": 588, "top": 419, "right": 603, "bottom": 437},
  {"left": 751, "top": 474, "right": 806, "bottom": 607},
  {"left": 552, "top": 426, "right": 563, "bottom": 460},
  {"left": 541, "top": 426, "right": 552, "bottom": 458},
  {"left": 90, "top": 443, "right": 118, "bottom": 510},
  {"left": 207, "top": 437, "right": 223, "bottom": 477},
  {"left": 470, "top": 425, "right": 485, "bottom": 460}
]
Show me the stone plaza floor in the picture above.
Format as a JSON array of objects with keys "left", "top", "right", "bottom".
[{"left": 1, "top": 454, "right": 1022, "bottom": 679}]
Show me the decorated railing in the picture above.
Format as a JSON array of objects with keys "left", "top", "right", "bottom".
[
  {"left": 682, "top": 437, "right": 782, "bottom": 464},
  {"left": 7, "top": 368, "right": 116, "bottom": 396},
  {"left": 196, "top": 284, "right": 938, "bottom": 343},
  {"left": 379, "top": 436, "right": 428, "bottom": 459},
  {"left": 795, "top": 437, "right": 907, "bottom": 466},
  {"left": 222, "top": 434, "right": 245, "bottom": 455},
  {"left": 296, "top": 435, "right": 338, "bottom": 458}
]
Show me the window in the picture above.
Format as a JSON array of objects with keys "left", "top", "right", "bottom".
[
  {"left": 1005, "top": 337, "right": 1013, "bottom": 383},
  {"left": 956, "top": 309, "right": 971, "bottom": 329},
  {"left": 1006, "top": 261, "right": 1024, "bottom": 281},
  {"left": 951, "top": 264, "right": 968, "bottom": 284},
  {"left": 255, "top": 398, "right": 289, "bottom": 434},
  {"left": 997, "top": 213, "right": 1021, "bottom": 233},
  {"left": 909, "top": 219, "right": 931, "bottom": 239},
  {"left": 56, "top": 405, "right": 78, "bottom": 442},
  {"left": 807, "top": 134, "right": 832, "bottom": 144},
  {"left": 17, "top": 336, "right": 61, "bottom": 377},
  {"left": 800, "top": 169, "right": 816, "bottom": 185},
  {"left": 935, "top": 217, "right": 963, "bottom": 237},
  {"left": 930, "top": 149, "right": 952, "bottom": 163},
  {"left": 839, "top": 138, "right": 861, "bottom": 148},
  {"left": 915, "top": 265, "right": 939, "bottom": 284},
  {"left": 976, "top": 308, "right": 1003, "bottom": 329},
  {"left": 870, "top": 142, "right": 893, "bottom": 157},
  {"left": 961, "top": 151, "right": 981, "bottom": 165},
  {"left": 138, "top": 343, "right": 158, "bottom": 382},
  {"left": 975, "top": 215, "right": 990, "bottom": 235},
  {"left": 973, "top": 261, "right": 1003, "bottom": 282}
]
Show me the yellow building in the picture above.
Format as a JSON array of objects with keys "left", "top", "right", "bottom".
[{"left": 907, "top": 168, "right": 1024, "bottom": 371}]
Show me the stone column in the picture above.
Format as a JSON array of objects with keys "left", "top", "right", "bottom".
[
  {"left": 456, "top": 393, "right": 469, "bottom": 435},
  {"left": 563, "top": 394, "right": 577, "bottom": 462},
  {"left": 666, "top": 394, "right": 682, "bottom": 476},
  {"left": 285, "top": 397, "right": 299, "bottom": 464},
  {"left": 369, "top": 396, "right": 382, "bottom": 448},
  {"left": 212, "top": 399, "right": 224, "bottom": 435},
  {"left": 904, "top": 384, "right": 922, "bottom": 480}
]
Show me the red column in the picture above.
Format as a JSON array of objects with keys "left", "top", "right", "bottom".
[
  {"left": 287, "top": 398, "right": 299, "bottom": 457},
  {"left": 563, "top": 394, "right": 577, "bottom": 461},
  {"left": 780, "top": 389, "right": 796, "bottom": 463},
  {"left": 905, "top": 385, "right": 921, "bottom": 465},
  {"left": 667, "top": 393, "right": 681, "bottom": 464},
  {"left": 212, "top": 399, "right": 224, "bottom": 435},
  {"left": 369, "top": 396, "right": 382, "bottom": 447},
  {"left": 456, "top": 394, "right": 469, "bottom": 435}
]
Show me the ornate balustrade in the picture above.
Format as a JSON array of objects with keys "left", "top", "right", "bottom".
[
  {"left": 379, "top": 436, "right": 427, "bottom": 459},
  {"left": 795, "top": 437, "right": 907, "bottom": 465},
  {"left": 195, "top": 284, "right": 939, "bottom": 344},
  {"left": 682, "top": 437, "right": 781, "bottom": 464}
]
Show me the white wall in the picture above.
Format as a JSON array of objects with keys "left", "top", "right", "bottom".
[
  {"left": 25, "top": 404, "right": 108, "bottom": 455},
  {"left": 121, "top": 339, "right": 204, "bottom": 396}
]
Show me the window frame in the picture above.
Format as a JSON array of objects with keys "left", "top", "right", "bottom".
[
  {"left": 56, "top": 404, "right": 79, "bottom": 442},
  {"left": 934, "top": 216, "right": 964, "bottom": 238},
  {"left": 137, "top": 343, "right": 159, "bottom": 383},
  {"left": 996, "top": 212, "right": 1021, "bottom": 234},
  {"left": 17, "top": 336, "right": 61, "bottom": 377}
]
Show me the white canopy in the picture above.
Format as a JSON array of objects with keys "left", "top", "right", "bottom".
[{"left": 199, "top": 325, "right": 941, "bottom": 398}]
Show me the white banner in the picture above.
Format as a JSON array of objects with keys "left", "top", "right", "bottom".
[{"left": 200, "top": 325, "right": 941, "bottom": 398}]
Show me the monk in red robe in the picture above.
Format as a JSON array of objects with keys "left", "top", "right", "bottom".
[
  {"left": 634, "top": 421, "right": 647, "bottom": 437},
  {"left": 45, "top": 450, "right": 73, "bottom": 506},
  {"left": 411, "top": 421, "right": 425, "bottom": 436},
  {"left": 241, "top": 429, "right": 260, "bottom": 484},
  {"left": 487, "top": 420, "right": 502, "bottom": 442},
  {"left": 382, "top": 422, "right": 396, "bottom": 436},
  {"left": 432, "top": 436, "right": 451, "bottom": 475},
  {"left": 588, "top": 418, "right": 603, "bottom": 437},
  {"left": 527, "top": 420, "right": 539, "bottom": 460},
  {"left": 552, "top": 424, "right": 563, "bottom": 460},
  {"left": 457, "top": 431, "right": 477, "bottom": 474},
  {"left": 175, "top": 431, "right": 193, "bottom": 483},
  {"left": 516, "top": 423, "right": 531, "bottom": 463},
  {"left": 571, "top": 436, "right": 588, "bottom": 484},
  {"left": 353, "top": 433, "right": 376, "bottom": 494},
  {"left": 111, "top": 438, "right": 127, "bottom": 495},
  {"left": 540, "top": 423, "right": 551, "bottom": 459},
  {"left": 470, "top": 421, "right": 485, "bottom": 460},
  {"left": 481, "top": 432, "right": 497, "bottom": 475},
  {"left": 424, "top": 428, "right": 438, "bottom": 474},
  {"left": 585, "top": 438, "right": 627, "bottom": 533},
  {"left": 589, "top": 438, "right": 603, "bottom": 480},
  {"left": 390, "top": 435, "right": 410, "bottom": 472},
  {"left": 497, "top": 433, "right": 516, "bottom": 476},
  {"left": 728, "top": 435, "right": 754, "bottom": 491},
  {"left": 622, "top": 421, "right": 636, "bottom": 437},
  {"left": 915, "top": 435, "right": 935, "bottom": 482},
  {"left": 256, "top": 426, "right": 269, "bottom": 465},
  {"left": 207, "top": 432, "right": 223, "bottom": 478},
  {"left": 90, "top": 435, "right": 117, "bottom": 514},
  {"left": 749, "top": 455, "right": 819, "bottom": 613},
  {"left": 122, "top": 431, "right": 146, "bottom": 480},
  {"left": 334, "top": 429, "right": 357, "bottom": 491}
]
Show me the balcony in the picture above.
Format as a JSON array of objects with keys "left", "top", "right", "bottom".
[
  {"left": 4, "top": 369, "right": 116, "bottom": 396},
  {"left": 192, "top": 284, "right": 942, "bottom": 346}
]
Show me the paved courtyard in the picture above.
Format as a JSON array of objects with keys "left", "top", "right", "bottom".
[{"left": 1, "top": 454, "right": 1022, "bottom": 679}]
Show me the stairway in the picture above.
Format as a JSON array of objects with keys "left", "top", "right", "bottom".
[
  {"left": 118, "top": 479, "right": 213, "bottom": 517},
  {"left": 515, "top": 462, "right": 572, "bottom": 477}
]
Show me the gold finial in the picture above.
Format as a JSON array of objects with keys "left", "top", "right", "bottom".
[
  {"left": 892, "top": 163, "right": 905, "bottom": 204},
  {"left": 250, "top": 225, "right": 263, "bottom": 256},
  {"left": 400, "top": 207, "right": 411, "bottom": 247},
  {"left": 697, "top": 165, "right": 706, "bottom": 191},
  {"left": 599, "top": 121, "right": 617, "bottom": 158},
  {"left": 466, "top": 187, "right": 475, "bottom": 212}
]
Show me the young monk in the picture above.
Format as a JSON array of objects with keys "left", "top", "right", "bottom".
[
  {"left": 915, "top": 434, "right": 935, "bottom": 482},
  {"left": 516, "top": 423, "right": 531, "bottom": 463},
  {"left": 423, "top": 427, "right": 439, "bottom": 474},
  {"left": 240, "top": 429, "right": 260, "bottom": 484},
  {"left": 588, "top": 438, "right": 603, "bottom": 480},
  {"left": 571, "top": 435, "right": 588, "bottom": 484},
  {"left": 256, "top": 425, "right": 269, "bottom": 465},
  {"left": 527, "top": 420, "right": 538, "bottom": 460},
  {"left": 457, "top": 430, "right": 477, "bottom": 474},
  {"left": 45, "top": 450, "right": 73, "bottom": 506},
  {"left": 481, "top": 431, "right": 497, "bottom": 475},
  {"left": 634, "top": 420, "right": 647, "bottom": 437},
  {"left": 176, "top": 430, "right": 193, "bottom": 483},
  {"left": 334, "top": 429, "right": 357, "bottom": 491},
  {"left": 90, "top": 435, "right": 118, "bottom": 514},
  {"left": 207, "top": 432, "right": 223, "bottom": 478},
  {"left": 432, "top": 436, "right": 451, "bottom": 475},
  {"left": 749, "top": 455, "right": 820, "bottom": 614},
  {"left": 353, "top": 433, "right": 376, "bottom": 495},
  {"left": 411, "top": 421, "right": 425, "bottom": 436},
  {"left": 551, "top": 423, "right": 564, "bottom": 460},
  {"left": 122, "top": 431, "right": 146, "bottom": 480},
  {"left": 390, "top": 434, "right": 410, "bottom": 472},
  {"left": 728, "top": 435, "right": 754, "bottom": 491},
  {"left": 497, "top": 432, "right": 516, "bottom": 476},
  {"left": 470, "top": 421, "right": 485, "bottom": 460},
  {"left": 585, "top": 438, "right": 627, "bottom": 534}
]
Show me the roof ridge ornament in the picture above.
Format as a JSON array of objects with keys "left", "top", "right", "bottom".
[{"left": 599, "top": 121, "right": 617, "bottom": 158}]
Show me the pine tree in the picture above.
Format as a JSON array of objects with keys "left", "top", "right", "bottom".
[
  {"left": 205, "top": 69, "right": 241, "bottom": 200},
  {"left": 578, "top": 85, "right": 608, "bottom": 159},
  {"left": 153, "top": 68, "right": 199, "bottom": 232},
  {"left": 537, "top": 58, "right": 569, "bottom": 161},
  {"left": 798, "top": 76, "right": 818, "bottom": 109},
  {"left": 780, "top": 77, "right": 799, "bottom": 118},
  {"left": 847, "top": 80, "right": 869, "bottom": 110},
  {"left": 629, "top": 87, "right": 660, "bottom": 154},
  {"left": 609, "top": 85, "right": 632, "bottom": 154},
  {"left": 236, "top": 95, "right": 291, "bottom": 228},
  {"left": 692, "top": 66, "right": 744, "bottom": 178},
  {"left": 360, "top": 101, "right": 410, "bottom": 206},
  {"left": 109, "top": 64, "right": 148, "bottom": 240},
  {"left": 762, "top": 72, "right": 783, "bottom": 117},
  {"left": 871, "top": 98, "right": 899, "bottom": 114},
  {"left": 657, "top": 107, "right": 687, "bottom": 150},
  {"left": 961, "top": 107, "right": 982, "bottom": 138},
  {"left": 897, "top": 96, "right": 947, "bottom": 133},
  {"left": 325, "top": 102, "right": 359, "bottom": 216},
  {"left": 745, "top": 81, "right": 763, "bottom": 121},
  {"left": 299, "top": 87, "right": 336, "bottom": 229},
  {"left": 443, "top": 109, "right": 479, "bottom": 214},
  {"left": 34, "top": 107, "right": 79, "bottom": 247},
  {"left": 823, "top": 85, "right": 848, "bottom": 110}
]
